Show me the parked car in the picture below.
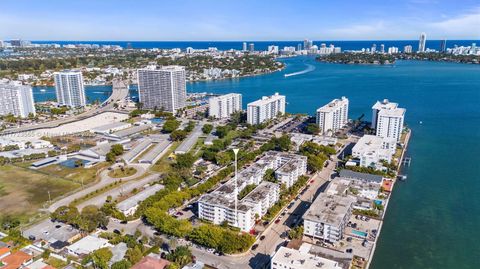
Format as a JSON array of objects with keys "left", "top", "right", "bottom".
[
  {"left": 251, "top": 244, "right": 259, "bottom": 250},
  {"left": 275, "top": 219, "right": 281, "bottom": 224},
  {"left": 260, "top": 235, "right": 265, "bottom": 241}
]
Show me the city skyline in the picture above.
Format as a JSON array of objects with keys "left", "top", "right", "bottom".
[{"left": 1, "top": 0, "right": 479, "bottom": 41}]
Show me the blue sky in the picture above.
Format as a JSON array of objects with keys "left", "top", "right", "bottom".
[{"left": 1, "top": 0, "right": 479, "bottom": 40}]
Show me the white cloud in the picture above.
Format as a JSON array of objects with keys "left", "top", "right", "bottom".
[{"left": 428, "top": 7, "right": 480, "bottom": 39}]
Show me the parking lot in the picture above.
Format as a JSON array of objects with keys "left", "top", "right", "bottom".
[{"left": 23, "top": 219, "right": 80, "bottom": 243}]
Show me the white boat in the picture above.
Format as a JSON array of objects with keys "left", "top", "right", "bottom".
[{"left": 39, "top": 89, "right": 46, "bottom": 92}]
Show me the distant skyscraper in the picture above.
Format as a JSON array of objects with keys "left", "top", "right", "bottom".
[
  {"left": 404, "top": 45, "right": 413, "bottom": 53},
  {"left": 242, "top": 42, "right": 247, "bottom": 51},
  {"left": 316, "top": 97, "right": 349, "bottom": 135},
  {"left": 297, "top": 43, "right": 302, "bottom": 51},
  {"left": 418, "top": 32, "right": 427, "bottom": 52},
  {"left": 249, "top": 43, "right": 255, "bottom": 52},
  {"left": 0, "top": 82, "right": 36, "bottom": 118},
  {"left": 137, "top": 65, "right": 187, "bottom": 113},
  {"left": 208, "top": 93, "right": 242, "bottom": 119},
  {"left": 380, "top": 44, "right": 385, "bottom": 53},
  {"left": 54, "top": 70, "right": 86, "bottom": 107},
  {"left": 440, "top": 39, "right": 447, "bottom": 53},
  {"left": 371, "top": 44, "right": 377, "bottom": 53}
]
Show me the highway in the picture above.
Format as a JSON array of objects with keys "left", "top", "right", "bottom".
[{"left": 1, "top": 79, "right": 129, "bottom": 135}]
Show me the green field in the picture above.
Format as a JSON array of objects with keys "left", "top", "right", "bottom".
[
  {"left": 0, "top": 165, "right": 80, "bottom": 222},
  {"left": 38, "top": 162, "right": 109, "bottom": 185}
]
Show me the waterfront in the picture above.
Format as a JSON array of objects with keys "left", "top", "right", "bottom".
[
  {"left": 31, "top": 56, "right": 480, "bottom": 268},
  {"left": 187, "top": 57, "right": 480, "bottom": 268}
]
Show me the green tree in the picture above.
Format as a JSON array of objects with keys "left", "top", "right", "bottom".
[
  {"left": 110, "top": 144, "right": 124, "bottom": 156},
  {"left": 215, "top": 151, "right": 231, "bottom": 166},
  {"left": 125, "top": 245, "right": 143, "bottom": 265},
  {"left": 166, "top": 246, "right": 192, "bottom": 267},
  {"left": 202, "top": 124, "right": 213, "bottom": 134},
  {"left": 170, "top": 130, "right": 187, "bottom": 141},
  {"left": 162, "top": 119, "right": 181, "bottom": 133},
  {"left": 111, "top": 260, "right": 132, "bottom": 269},
  {"left": 263, "top": 168, "right": 277, "bottom": 183},
  {"left": 305, "top": 123, "right": 320, "bottom": 134},
  {"left": 175, "top": 153, "right": 195, "bottom": 169},
  {"left": 91, "top": 247, "right": 113, "bottom": 269}
]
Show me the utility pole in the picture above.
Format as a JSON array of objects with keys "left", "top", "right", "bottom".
[{"left": 233, "top": 148, "right": 239, "bottom": 228}]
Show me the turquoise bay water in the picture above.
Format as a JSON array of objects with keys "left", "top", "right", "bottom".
[{"left": 32, "top": 57, "right": 480, "bottom": 268}]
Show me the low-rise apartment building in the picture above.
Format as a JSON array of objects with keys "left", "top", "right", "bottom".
[
  {"left": 352, "top": 135, "right": 396, "bottom": 169},
  {"left": 303, "top": 193, "right": 356, "bottom": 242}
]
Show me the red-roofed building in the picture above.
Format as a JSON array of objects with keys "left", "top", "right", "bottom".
[
  {"left": 0, "top": 250, "right": 33, "bottom": 269},
  {"left": 131, "top": 256, "right": 170, "bottom": 269},
  {"left": 0, "top": 248, "right": 11, "bottom": 259}
]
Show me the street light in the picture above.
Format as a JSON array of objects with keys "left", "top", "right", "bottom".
[{"left": 232, "top": 148, "right": 239, "bottom": 227}]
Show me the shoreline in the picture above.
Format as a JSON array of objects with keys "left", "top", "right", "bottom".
[{"left": 365, "top": 128, "right": 412, "bottom": 269}]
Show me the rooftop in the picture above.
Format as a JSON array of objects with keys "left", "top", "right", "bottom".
[
  {"left": 117, "top": 184, "right": 164, "bottom": 212},
  {"left": 378, "top": 107, "right": 406, "bottom": 117},
  {"left": 66, "top": 235, "right": 111, "bottom": 256},
  {"left": 339, "top": 169, "right": 383, "bottom": 183},
  {"left": 304, "top": 193, "right": 355, "bottom": 226},
  {"left": 111, "top": 124, "right": 153, "bottom": 138},
  {"left": 317, "top": 97, "right": 348, "bottom": 113},
  {"left": 1, "top": 251, "right": 32, "bottom": 269},
  {"left": 247, "top": 92, "right": 285, "bottom": 107},
  {"left": 272, "top": 245, "right": 342, "bottom": 269},
  {"left": 131, "top": 255, "right": 169, "bottom": 269},
  {"left": 174, "top": 123, "right": 203, "bottom": 154},
  {"left": 372, "top": 99, "right": 398, "bottom": 110}
]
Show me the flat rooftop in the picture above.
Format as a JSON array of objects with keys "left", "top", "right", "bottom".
[
  {"left": 117, "top": 184, "right": 164, "bottom": 211},
  {"left": 272, "top": 245, "right": 343, "bottom": 269},
  {"left": 175, "top": 123, "right": 203, "bottom": 154},
  {"left": 317, "top": 97, "right": 348, "bottom": 113},
  {"left": 247, "top": 93, "right": 284, "bottom": 107},
  {"left": 91, "top": 122, "right": 131, "bottom": 133},
  {"left": 339, "top": 169, "right": 383, "bottom": 183},
  {"left": 304, "top": 193, "right": 355, "bottom": 226},
  {"left": 111, "top": 124, "right": 152, "bottom": 138}
]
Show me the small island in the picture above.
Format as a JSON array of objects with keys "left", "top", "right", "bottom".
[{"left": 316, "top": 52, "right": 396, "bottom": 65}]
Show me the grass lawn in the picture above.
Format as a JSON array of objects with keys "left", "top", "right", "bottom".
[
  {"left": 108, "top": 167, "right": 137, "bottom": 178},
  {"left": 38, "top": 162, "right": 109, "bottom": 185},
  {"left": 0, "top": 165, "right": 80, "bottom": 222}
]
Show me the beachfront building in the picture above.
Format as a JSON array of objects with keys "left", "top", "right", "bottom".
[
  {"left": 0, "top": 81, "right": 36, "bottom": 118},
  {"left": 352, "top": 135, "right": 396, "bottom": 169},
  {"left": 137, "top": 65, "right": 187, "bottom": 113},
  {"left": 303, "top": 193, "right": 356, "bottom": 242},
  {"left": 197, "top": 151, "right": 305, "bottom": 231},
  {"left": 271, "top": 244, "right": 343, "bottom": 269},
  {"left": 372, "top": 99, "right": 405, "bottom": 142},
  {"left": 316, "top": 97, "right": 349, "bottom": 135},
  {"left": 247, "top": 92, "right": 286, "bottom": 125},
  {"left": 208, "top": 93, "right": 242, "bottom": 119},
  {"left": 54, "top": 70, "right": 86, "bottom": 107}
]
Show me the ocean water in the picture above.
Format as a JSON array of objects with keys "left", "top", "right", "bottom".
[
  {"left": 32, "top": 57, "right": 480, "bottom": 268},
  {"left": 32, "top": 40, "right": 479, "bottom": 51}
]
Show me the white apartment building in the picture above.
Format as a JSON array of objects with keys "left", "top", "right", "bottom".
[
  {"left": 303, "top": 193, "right": 356, "bottom": 242},
  {"left": 261, "top": 151, "right": 308, "bottom": 188},
  {"left": 372, "top": 99, "right": 405, "bottom": 141},
  {"left": 352, "top": 135, "right": 396, "bottom": 168},
  {"left": 247, "top": 93, "right": 286, "bottom": 125},
  {"left": 54, "top": 70, "right": 86, "bottom": 107},
  {"left": 208, "top": 93, "right": 242, "bottom": 119},
  {"left": 137, "top": 65, "right": 187, "bottom": 113},
  {"left": 418, "top": 32, "right": 427, "bottom": 52},
  {"left": 0, "top": 82, "right": 36, "bottom": 118},
  {"left": 316, "top": 97, "right": 349, "bottom": 135},
  {"left": 197, "top": 151, "right": 305, "bottom": 231},
  {"left": 271, "top": 245, "right": 343, "bottom": 269}
]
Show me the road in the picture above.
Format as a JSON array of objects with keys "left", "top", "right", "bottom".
[
  {"left": 47, "top": 163, "right": 148, "bottom": 212},
  {"left": 1, "top": 79, "right": 129, "bottom": 135}
]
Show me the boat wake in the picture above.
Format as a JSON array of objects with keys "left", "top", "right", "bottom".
[{"left": 284, "top": 64, "right": 315, "bottom": 77}]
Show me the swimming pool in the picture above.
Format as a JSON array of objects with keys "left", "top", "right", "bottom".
[
  {"left": 59, "top": 158, "right": 89, "bottom": 168},
  {"left": 352, "top": 229, "right": 368, "bottom": 237}
]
